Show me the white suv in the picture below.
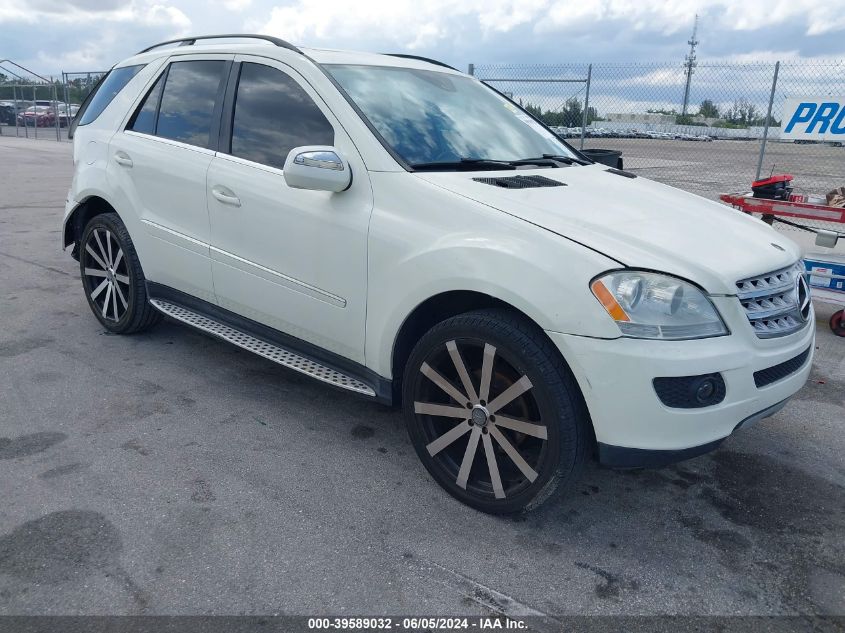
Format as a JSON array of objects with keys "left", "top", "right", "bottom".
[{"left": 64, "top": 35, "right": 814, "bottom": 513}]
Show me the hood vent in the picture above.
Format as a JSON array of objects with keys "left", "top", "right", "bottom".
[{"left": 472, "top": 175, "right": 566, "bottom": 189}]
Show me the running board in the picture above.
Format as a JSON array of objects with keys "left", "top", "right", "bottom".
[{"left": 149, "top": 298, "right": 377, "bottom": 397}]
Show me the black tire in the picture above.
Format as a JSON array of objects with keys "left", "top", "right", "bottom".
[
  {"left": 402, "top": 309, "right": 591, "bottom": 514},
  {"left": 79, "top": 212, "right": 162, "bottom": 334},
  {"left": 831, "top": 310, "right": 845, "bottom": 337}
]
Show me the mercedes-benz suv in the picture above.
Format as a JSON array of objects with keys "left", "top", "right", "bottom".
[{"left": 63, "top": 35, "right": 814, "bottom": 513}]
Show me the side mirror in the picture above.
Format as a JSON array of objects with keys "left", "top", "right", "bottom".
[{"left": 283, "top": 146, "right": 352, "bottom": 193}]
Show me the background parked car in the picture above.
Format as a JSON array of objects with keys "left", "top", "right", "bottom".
[
  {"left": 55, "top": 103, "right": 80, "bottom": 127},
  {"left": 0, "top": 101, "right": 18, "bottom": 125},
  {"left": 17, "top": 105, "right": 56, "bottom": 127}
]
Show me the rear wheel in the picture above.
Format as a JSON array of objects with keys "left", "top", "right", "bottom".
[
  {"left": 79, "top": 213, "right": 162, "bottom": 334},
  {"left": 403, "top": 309, "right": 590, "bottom": 513}
]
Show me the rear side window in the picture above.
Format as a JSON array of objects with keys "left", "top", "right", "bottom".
[
  {"left": 156, "top": 60, "right": 227, "bottom": 148},
  {"left": 230, "top": 62, "right": 334, "bottom": 169},
  {"left": 77, "top": 65, "right": 144, "bottom": 126},
  {"left": 128, "top": 74, "right": 164, "bottom": 135}
]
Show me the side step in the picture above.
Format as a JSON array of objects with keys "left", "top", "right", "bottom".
[{"left": 149, "top": 298, "right": 377, "bottom": 397}]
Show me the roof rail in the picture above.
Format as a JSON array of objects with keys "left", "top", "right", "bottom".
[
  {"left": 137, "top": 34, "right": 301, "bottom": 55},
  {"left": 385, "top": 54, "right": 458, "bottom": 71}
]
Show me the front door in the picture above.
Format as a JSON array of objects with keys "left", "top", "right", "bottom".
[{"left": 206, "top": 57, "right": 372, "bottom": 363}]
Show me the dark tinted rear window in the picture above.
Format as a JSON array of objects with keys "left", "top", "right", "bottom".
[
  {"left": 230, "top": 62, "right": 334, "bottom": 169},
  {"left": 128, "top": 74, "right": 164, "bottom": 135},
  {"left": 78, "top": 64, "right": 144, "bottom": 126},
  {"left": 156, "top": 60, "right": 227, "bottom": 148}
]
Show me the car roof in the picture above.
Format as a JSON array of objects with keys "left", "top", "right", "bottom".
[{"left": 118, "top": 40, "right": 463, "bottom": 76}]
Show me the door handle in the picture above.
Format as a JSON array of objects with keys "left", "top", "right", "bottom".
[
  {"left": 211, "top": 186, "right": 241, "bottom": 207},
  {"left": 113, "top": 152, "right": 133, "bottom": 167}
]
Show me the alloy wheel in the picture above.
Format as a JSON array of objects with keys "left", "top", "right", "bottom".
[
  {"left": 82, "top": 227, "right": 131, "bottom": 322},
  {"left": 412, "top": 339, "right": 549, "bottom": 501}
]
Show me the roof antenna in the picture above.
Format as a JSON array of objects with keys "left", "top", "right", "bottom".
[{"left": 770, "top": 163, "right": 776, "bottom": 178}]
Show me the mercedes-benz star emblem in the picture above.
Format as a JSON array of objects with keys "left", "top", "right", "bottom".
[
  {"left": 795, "top": 273, "right": 811, "bottom": 322},
  {"left": 471, "top": 406, "right": 489, "bottom": 427}
]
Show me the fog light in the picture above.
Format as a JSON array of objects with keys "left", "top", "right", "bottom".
[
  {"left": 696, "top": 378, "right": 717, "bottom": 403},
  {"left": 653, "top": 373, "right": 726, "bottom": 409}
]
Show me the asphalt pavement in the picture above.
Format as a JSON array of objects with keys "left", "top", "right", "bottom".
[{"left": 0, "top": 136, "right": 843, "bottom": 620}]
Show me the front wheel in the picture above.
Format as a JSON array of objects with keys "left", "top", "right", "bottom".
[
  {"left": 79, "top": 212, "right": 162, "bottom": 334},
  {"left": 403, "top": 309, "right": 591, "bottom": 513}
]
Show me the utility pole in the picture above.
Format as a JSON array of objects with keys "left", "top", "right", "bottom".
[{"left": 681, "top": 14, "right": 699, "bottom": 117}]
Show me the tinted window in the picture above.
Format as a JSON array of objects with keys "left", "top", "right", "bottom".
[
  {"left": 231, "top": 63, "right": 334, "bottom": 169},
  {"left": 128, "top": 74, "right": 164, "bottom": 134},
  {"left": 78, "top": 65, "right": 144, "bottom": 126},
  {"left": 157, "top": 61, "right": 227, "bottom": 148}
]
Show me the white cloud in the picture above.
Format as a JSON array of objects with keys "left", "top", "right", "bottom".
[
  {"left": 1, "top": 0, "right": 843, "bottom": 77},
  {"left": 0, "top": 0, "right": 190, "bottom": 29},
  {"left": 141, "top": 3, "right": 191, "bottom": 31},
  {"left": 216, "top": 0, "right": 252, "bottom": 10},
  {"left": 255, "top": 0, "right": 558, "bottom": 49},
  {"left": 0, "top": 1, "right": 191, "bottom": 76},
  {"left": 253, "top": 0, "right": 845, "bottom": 48}
]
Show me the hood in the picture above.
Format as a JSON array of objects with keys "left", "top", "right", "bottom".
[{"left": 415, "top": 165, "right": 801, "bottom": 295}]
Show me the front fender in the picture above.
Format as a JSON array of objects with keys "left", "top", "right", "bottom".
[{"left": 365, "top": 173, "right": 621, "bottom": 378}]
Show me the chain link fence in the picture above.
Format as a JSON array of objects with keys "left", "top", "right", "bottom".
[
  {"left": 0, "top": 82, "right": 63, "bottom": 140},
  {"left": 471, "top": 61, "right": 845, "bottom": 220},
  {"left": 2, "top": 61, "right": 843, "bottom": 233},
  {"left": 0, "top": 70, "right": 105, "bottom": 141}
]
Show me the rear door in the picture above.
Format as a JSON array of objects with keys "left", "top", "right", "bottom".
[{"left": 107, "top": 54, "right": 232, "bottom": 302}]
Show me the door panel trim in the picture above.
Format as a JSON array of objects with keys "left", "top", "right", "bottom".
[
  {"left": 141, "top": 218, "right": 209, "bottom": 256},
  {"left": 212, "top": 151, "right": 285, "bottom": 176},
  {"left": 124, "top": 130, "right": 217, "bottom": 156},
  {"left": 209, "top": 245, "right": 347, "bottom": 308}
]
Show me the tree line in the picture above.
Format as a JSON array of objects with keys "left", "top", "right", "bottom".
[
  {"left": 517, "top": 95, "right": 779, "bottom": 129},
  {"left": 0, "top": 73, "right": 102, "bottom": 105},
  {"left": 519, "top": 97, "right": 601, "bottom": 127},
  {"left": 651, "top": 99, "right": 779, "bottom": 127}
]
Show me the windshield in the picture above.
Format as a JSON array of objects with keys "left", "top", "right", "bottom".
[{"left": 327, "top": 64, "right": 577, "bottom": 168}]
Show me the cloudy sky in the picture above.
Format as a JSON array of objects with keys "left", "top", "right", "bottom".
[{"left": 1, "top": 0, "right": 844, "bottom": 79}]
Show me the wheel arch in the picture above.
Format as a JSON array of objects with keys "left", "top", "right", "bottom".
[
  {"left": 391, "top": 291, "right": 512, "bottom": 396},
  {"left": 390, "top": 290, "right": 589, "bottom": 417},
  {"left": 391, "top": 290, "right": 598, "bottom": 464},
  {"left": 63, "top": 195, "right": 122, "bottom": 256}
]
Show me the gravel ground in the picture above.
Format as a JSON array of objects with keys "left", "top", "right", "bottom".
[{"left": 0, "top": 136, "right": 843, "bottom": 621}]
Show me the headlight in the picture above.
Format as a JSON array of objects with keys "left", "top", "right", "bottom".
[{"left": 591, "top": 271, "right": 728, "bottom": 340}]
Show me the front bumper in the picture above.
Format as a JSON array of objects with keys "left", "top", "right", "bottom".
[
  {"left": 596, "top": 398, "right": 790, "bottom": 468},
  {"left": 547, "top": 297, "right": 815, "bottom": 464}
]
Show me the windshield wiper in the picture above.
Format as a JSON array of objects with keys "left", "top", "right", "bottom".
[
  {"left": 410, "top": 158, "right": 517, "bottom": 171},
  {"left": 410, "top": 155, "right": 591, "bottom": 172},
  {"left": 514, "top": 154, "right": 592, "bottom": 166}
]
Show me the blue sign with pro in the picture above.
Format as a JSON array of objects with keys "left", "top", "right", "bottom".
[{"left": 782, "top": 98, "right": 845, "bottom": 141}]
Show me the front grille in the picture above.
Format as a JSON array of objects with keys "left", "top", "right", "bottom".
[
  {"left": 472, "top": 175, "right": 566, "bottom": 189},
  {"left": 754, "top": 347, "right": 811, "bottom": 388},
  {"left": 736, "top": 262, "right": 811, "bottom": 338}
]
